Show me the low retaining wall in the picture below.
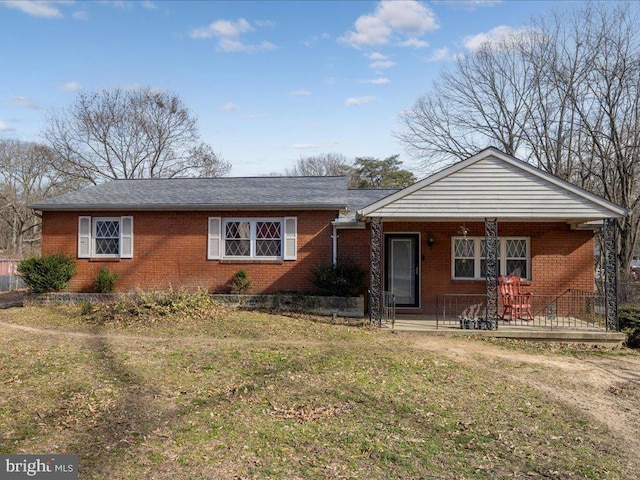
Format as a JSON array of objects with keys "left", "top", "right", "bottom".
[
  {"left": 214, "top": 294, "right": 365, "bottom": 318},
  {"left": 25, "top": 292, "right": 365, "bottom": 318}
]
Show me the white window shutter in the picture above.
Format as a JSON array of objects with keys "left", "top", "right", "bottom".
[
  {"left": 78, "top": 216, "right": 91, "bottom": 258},
  {"left": 120, "top": 216, "right": 134, "bottom": 258},
  {"left": 283, "top": 217, "right": 297, "bottom": 260},
  {"left": 208, "top": 217, "right": 222, "bottom": 259}
]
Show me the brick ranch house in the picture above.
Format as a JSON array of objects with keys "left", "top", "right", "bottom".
[{"left": 32, "top": 148, "right": 626, "bottom": 324}]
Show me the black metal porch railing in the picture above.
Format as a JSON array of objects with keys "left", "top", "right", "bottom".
[
  {"left": 436, "top": 291, "right": 607, "bottom": 330},
  {"left": 381, "top": 291, "right": 396, "bottom": 330},
  {"left": 368, "top": 289, "right": 396, "bottom": 329}
]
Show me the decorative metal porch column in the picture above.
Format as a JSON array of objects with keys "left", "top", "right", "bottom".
[
  {"left": 484, "top": 218, "right": 499, "bottom": 326},
  {"left": 603, "top": 218, "right": 619, "bottom": 331},
  {"left": 369, "top": 217, "right": 383, "bottom": 326}
]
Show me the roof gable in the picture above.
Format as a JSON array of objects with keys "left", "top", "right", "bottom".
[{"left": 359, "top": 148, "right": 627, "bottom": 221}]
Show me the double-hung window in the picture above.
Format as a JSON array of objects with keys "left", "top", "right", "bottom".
[
  {"left": 452, "top": 237, "right": 529, "bottom": 280},
  {"left": 94, "top": 218, "right": 120, "bottom": 256},
  {"left": 208, "top": 217, "right": 296, "bottom": 260},
  {"left": 78, "top": 216, "right": 133, "bottom": 259}
]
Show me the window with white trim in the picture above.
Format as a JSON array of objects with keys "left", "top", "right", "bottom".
[
  {"left": 208, "top": 217, "right": 296, "bottom": 260},
  {"left": 94, "top": 218, "right": 120, "bottom": 256},
  {"left": 452, "top": 237, "right": 529, "bottom": 280},
  {"left": 78, "top": 216, "right": 133, "bottom": 259}
]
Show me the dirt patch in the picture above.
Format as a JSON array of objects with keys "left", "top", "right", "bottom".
[{"left": 404, "top": 334, "right": 640, "bottom": 473}]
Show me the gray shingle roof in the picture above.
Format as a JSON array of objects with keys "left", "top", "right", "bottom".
[
  {"left": 347, "top": 189, "right": 398, "bottom": 212},
  {"left": 31, "top": 176, "right": 350, "bottom": 211}
]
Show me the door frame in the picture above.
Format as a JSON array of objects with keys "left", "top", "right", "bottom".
[{"left": 384, "top": 233, "right": 421, "bottom": 308}]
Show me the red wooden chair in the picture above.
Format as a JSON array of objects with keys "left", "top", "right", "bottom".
[{"left": 498, "top": 275, "right": 533, "bottom": 321}]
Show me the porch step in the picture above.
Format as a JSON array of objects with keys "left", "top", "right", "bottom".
[{"left": 390, "top": 322, "right": 627, "bottom": 346}]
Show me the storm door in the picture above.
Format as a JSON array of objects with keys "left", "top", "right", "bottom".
[{"left": 384, "top": 234, "right": 420, "bottom": 308}]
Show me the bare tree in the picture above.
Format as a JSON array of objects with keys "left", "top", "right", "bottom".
[
  {"left": 397, "top": 2, "right": 640, "bottom": 269},
  {"left": 0, "top": 140, "right": 77, "bottom": 255},
  {"left": 398, "top": 29, "right": 535, "bottom": 171},
  {"left": 44, "top": 87, "right": 230, "bottom": 183},
  {"left": 285, "top": 152, "right": 353, "bottom": 175}
]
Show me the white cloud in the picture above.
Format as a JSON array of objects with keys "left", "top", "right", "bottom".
[
  {"left": 72, "top": 10, "right": 88, "bottom": 21},
  {"left": 190, "top": 18, "right": 253, "bottom": 39},
  {"left": 218, "top": 39, "right": 275, "bottom": 53},
  {"left": 292, "top": 144, "right": 319, "bottom": 150},
  {"left": 366, "top": 52, "right": 387, "bottom": 60},
  {"left": 463, "top": 25, "right": 528, "bottom": 52},
  {"left": 398, "top": 37, "right": 428, "bottom": 48},
  {"left": 369, "top": 60, "right": 396, "bottom": 70},
  {"left": 359, "top": 77, "right": 390, "bottom": 85},
  {"left": 223, "top": 102, "right": 239, "bottom": 111},
  {"left": 303, "top": 32, "right": 330, "bottom": 47},
  {"left": 0, "top": 120, "right": 13, "bottom": 132},
  {"left": 340, "top": 0, "right": 438, "bottom": 48},
  {"left": 190, "top": 18, "right": 276, "bottom": 53},
  {"left": 6, "top": 96, "right": 40, "bottom": 109},
  {"left": 1, "top": 0, "right": 72, "bottom": 18},
  {"left": 345, "top": 96, "right": 377, "bottom": 106},
  {"left": 254, "top": 19, "right": 276, "bottom": 28},
  {"left": 61, "top": 81, "right": 83, "bottom": 92},
  {"left": 141, "top": 1, "right": 157, "bottom": 9},
  {"left": 426, "top": 47, "right": 451, "bottom": 62},
  {"left": 291, "top": 89, "right": 312, "bottom": 97}
]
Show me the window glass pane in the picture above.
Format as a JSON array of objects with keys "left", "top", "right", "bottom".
[
  {"left": 506, "top": 259, "right": 527, "bottom": 278},
  {"left": 454, "top": 239, "right": 474, "bottom": 258},
  {"left": 226, "top": 221, "right": 250, "bottom": 239},
  {"left": 95, "top": 220, "right": 119, "bottom": 239},
  {"left": 225, "top": 239, "right": 251, "bottom": 256},
  {"left": 95, "top": 238, "right": 119, "bottom": 255},
  {"left": 455, "top": 259, "right": 474, "bottom": 278},
  {"left": 256, "top": 240, "right": 281, "bottom": 257},
  {"left": 256, "top": 221, "right": 281, "bottom": 240},
  {"left": 506, "top": 239, "right": 526, "bottom": 258}
]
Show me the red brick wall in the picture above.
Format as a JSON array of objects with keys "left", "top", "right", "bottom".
[
  {"left": 41, "top": 210, "right": 336, "bottom": 293},
  {"left": 336, "top": 221, "right": 595, "bottom": 315}
]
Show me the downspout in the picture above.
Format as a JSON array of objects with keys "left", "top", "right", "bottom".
[{"left": 332, "top": 225, "right": 338, "bottom": 266}]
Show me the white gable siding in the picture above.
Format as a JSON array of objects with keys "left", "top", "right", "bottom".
[{"left": 368, "top": 156, "right": 615, "bottom": 220}]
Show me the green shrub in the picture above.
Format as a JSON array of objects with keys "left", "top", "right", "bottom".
[
  {"left": 230, "top": 269, "right": 251, "bottom": 294},
  {"left": 17, "top": 254, "right": 76, "bottom": 293},
  {"left": 618, "top": 304, "right": 640, "bottom": 348},
  {"left": 95, "top": 267, "right": 117, "bottom": 293},
  {"left": 79, "top": 300, "right": 93, "bottom": 316},
  {"left": 310, "top": 262, "right": 367, "bottom": 297}
]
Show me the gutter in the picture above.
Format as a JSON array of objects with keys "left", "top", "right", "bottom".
[{"left": 28, "top": 203, "right": 347, "bottom": 212}]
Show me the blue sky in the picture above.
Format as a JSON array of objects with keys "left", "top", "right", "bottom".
[{"left": 1, "top": 0, "right": 580, "bottom": 176}]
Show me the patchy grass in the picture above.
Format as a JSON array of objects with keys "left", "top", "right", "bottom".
[{"left": 0, "top": 305, "right": 637, "bottom": 479}]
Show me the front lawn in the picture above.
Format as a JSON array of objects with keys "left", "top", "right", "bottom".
[{"left": 0, "top": 303, "right": 636, "bottom": 479}]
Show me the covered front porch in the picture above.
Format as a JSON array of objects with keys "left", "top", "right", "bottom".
[{"left": 354, "top": 149, "right": 628, "bottom": 336}]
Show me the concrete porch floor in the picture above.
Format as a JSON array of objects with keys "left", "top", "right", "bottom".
[{"left": 385, "top": 315, "right": 627, "bottom": 345}]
